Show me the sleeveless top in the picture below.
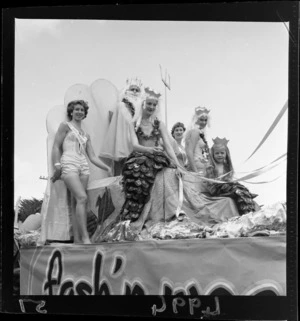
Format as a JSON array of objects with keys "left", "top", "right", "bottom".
[
  {"left": 62, "top": 122, "right": 88, "bottom": 159},
  {"left": 135, "top": 118, "right": 161, "bottom": 147}
]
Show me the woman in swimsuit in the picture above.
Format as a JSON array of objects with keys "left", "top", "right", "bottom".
[{"left": 51, "top": 100, "right": 112, "bottom": 244}]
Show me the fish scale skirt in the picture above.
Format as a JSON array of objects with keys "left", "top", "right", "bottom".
[{"left": 120, "top": 150, "right": 174, "bottom": 221}]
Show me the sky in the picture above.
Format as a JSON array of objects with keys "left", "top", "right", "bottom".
[{"left": 14, "top": 18, "right": 289, "bottom": 207}]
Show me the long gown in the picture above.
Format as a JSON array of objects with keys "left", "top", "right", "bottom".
[
  {"left": 98, "top": 99, "right": 134, "bottom": 161},
  {"left": 205, "top": 169, "right": 260, "bottom": 215},
  {"left": 92, "top": 119, "right": 239, "bottom": 242},
  {"left": 99, "top": 91, "right": 144, "bottom": 162},
  {"left": 186, "top": 129, "right": 210, "bottom": 175}
]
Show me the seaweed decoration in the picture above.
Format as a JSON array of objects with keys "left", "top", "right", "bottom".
[
  {"left": 87, "top": 210, "right": 98, "bottom": 237},
  {"left": 96, "top": 187, "right": 116, "bottom": 226}
]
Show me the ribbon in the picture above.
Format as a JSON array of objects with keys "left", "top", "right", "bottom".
[
  {"left": 236, "top": 153, "right": 287, "bottom": 175},
  {"left": 182, "top": 173, "right": 226, "bottom": 184},
  {"left": 232, "top": 155, "right": 286, "bottom": 182},
  {"left": 67, "top": 122, "right": 88, "bottom": 154},
  {"left": 243, "top": 174, "right": 284, "bottom": 184},
  {"left": 181, "top": 153, "right": 286, "bottom": 185},
  {"left": 175, "top": 171, "right": 184, "bottom": 219},
  {"left": 245, "top": 100, "right": 288, "bottom": 162}
]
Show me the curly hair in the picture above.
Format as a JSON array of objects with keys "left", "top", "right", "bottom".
[
  {"left": 67, "top": 100, "right": 89, "bottom": 120},
  {"left": 171, "top": 122, "right": 186, "bottom": 138}
]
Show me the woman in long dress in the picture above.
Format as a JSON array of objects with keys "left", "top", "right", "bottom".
[
  {"left": 185, "top": 106, "right": 211, "bottom": 175},
  {"left": 93, "top": 92, "right": 239, "bottom": 242}
]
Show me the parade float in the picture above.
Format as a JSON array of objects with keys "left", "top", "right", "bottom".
[{"left": 17, "top": 79, "right": 287, "bottom": 296}]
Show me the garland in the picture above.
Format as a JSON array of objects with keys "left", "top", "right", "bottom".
[
  {"left": 136, "top": 118, "right": 161, "bottom": 146},
  {"left": 199, "top": 132, "right": 210, "bottom": 160},
  {"left": 122, "top": 98, "right": 135, "bottom": 117}
]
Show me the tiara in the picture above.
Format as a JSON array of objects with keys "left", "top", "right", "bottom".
[
  {"left": 195, "top": 106, "right": 210, "bottom": 116},
  {"left": 212, "top": 137, "right": 229, "bottom": 146},
  {"left": 126, "top": 77, "right": 143, "bottom": 90},
  {"left": 144, "top": 87, "right": 161, "bottom": 100}
]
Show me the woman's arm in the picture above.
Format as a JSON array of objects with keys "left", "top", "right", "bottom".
[
  {"left": 86, "top": 135, "right": 112, "bottom": 175},
  {"left": 51, "top": 122, "right": 68, "bottom": 182},
  {"left": 159, "top": 122, "right": 181, "bottom": 167},
  {"left": 185, "top": 129, "right": 199, "bottom": 172},
  {"left": 128, "top": 122, "right": 162, "bottom": 154}
]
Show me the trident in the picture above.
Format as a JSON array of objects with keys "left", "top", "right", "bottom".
[{"left": 159, "top": 65, "right": 171, "bottom": 127}]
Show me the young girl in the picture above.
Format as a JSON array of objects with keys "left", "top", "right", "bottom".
[{"left": 205, "top": 137, "right": 259, "bottom": 215}]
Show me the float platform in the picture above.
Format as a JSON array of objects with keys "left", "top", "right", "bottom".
[{"left": 20, "top": 235, "right": 285, "bottom": 295}]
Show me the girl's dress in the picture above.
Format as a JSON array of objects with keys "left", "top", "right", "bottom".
[
  {"left": 205, "top": 168, "right": 259, "bottom": 215},
  {"left": 93, "top": 119, "right": 240, "bottom": 242}
]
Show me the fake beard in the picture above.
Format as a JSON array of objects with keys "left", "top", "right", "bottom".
[{"left": 122, "top": 91, "right": 144, "bottom": 114}]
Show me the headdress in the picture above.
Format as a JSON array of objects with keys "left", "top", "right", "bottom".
[
  {"left": 195, "top": 106, "right": 210, "bottom": 117},
  {"left": 125, "top": 77, "right": 143, "bottom": 91},
  {"left": 144, "top": 87, "right": 162, "bottom": 101},
  {"left": 121, "top": 78, "right": 144, "bottom": 115},
  {"left": 185, "top": 106, "right": 211, "bottom": 137},
  {"left": 212, "top": 137, "right": 229, "bottom": 147},
  {"left": 133, "top": 86, "right": 162, "bottom": 129}
]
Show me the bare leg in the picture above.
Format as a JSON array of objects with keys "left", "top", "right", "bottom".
[
  {"left": 63, "top": 173, "right": 91, "bottom": 244},
  {"left": 71, "top": 196, "right": 80, "bottom": 243},
  {"left": 79, "top": 174, "right": 90, "bottom": 242}
]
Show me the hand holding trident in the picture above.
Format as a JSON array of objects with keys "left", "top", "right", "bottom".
[{"left": 159, "top": 65, "right": 171, "bottom": 127}]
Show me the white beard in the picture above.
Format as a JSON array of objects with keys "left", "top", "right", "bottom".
[{"left": 122, "top": 91, "right": 143, "bottom": 112}]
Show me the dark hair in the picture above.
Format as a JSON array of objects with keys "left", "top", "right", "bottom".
[
  {"left": 171, "top": 122, "right": 186, "bottom": 138},
  {"left": 67, "top": 100, "right": 89, "bottom": 120}
]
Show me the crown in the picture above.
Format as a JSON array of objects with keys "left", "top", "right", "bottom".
[
  {"left": 212, "top": 137, "right": 229, "bottom": 146},
  {"left": 195, "top": 106, "right": 210, "bottom": 116},
  {"left": 126, "top": 77, "right": 143, "bottom": 90},
  {"left": 144, "top": 87, "right": 161, "bottom": 100}
]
